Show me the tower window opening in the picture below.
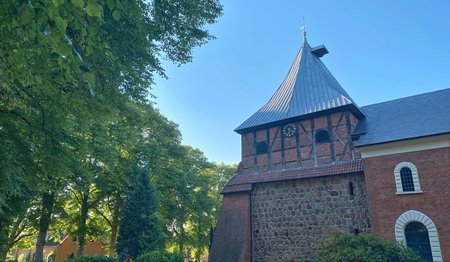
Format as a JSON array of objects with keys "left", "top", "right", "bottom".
[
  {"left": 315, "top": 129, "right": 330, "bottom": 143},
  {"left": 256, "top": 141, "right": 268, "bottom": 155}
]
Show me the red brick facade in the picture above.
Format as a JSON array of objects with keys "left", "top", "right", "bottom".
[
  {"left": 209, "top": 192, "right": 251, "bottom": 262},
  {"left": 364, "top": 147, "right": 450, "bottom": 260}
]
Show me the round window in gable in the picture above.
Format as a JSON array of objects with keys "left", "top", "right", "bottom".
[
  {"left": 256, "top": 141, "right": 268, "bottom": 155},
  {"left": 315, "top": 129, "right": 330, "bottom": 143}
]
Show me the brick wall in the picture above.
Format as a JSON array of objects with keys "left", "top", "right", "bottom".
[
  {"left": 209, "top": 192, "right": 252, "bottom": 262},
  {"left": 251, "top": 173, "right": 370, "bottom": 261},
  {"left": 364, "top": 147, "right": 450, "bottom": 260},
  {"left": 241, "top": 111, "right": 360, "bottom": 174}
]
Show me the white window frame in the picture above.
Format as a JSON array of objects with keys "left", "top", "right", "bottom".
[
  {"left": 395, "top": 210, "right": 443, "bottom": 261},
  {"left": 394, "top": 162, "right": 422, "bottom": 194}
]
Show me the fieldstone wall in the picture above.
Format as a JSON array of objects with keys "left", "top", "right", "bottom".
[{"left": 251, "top": 173, "right": 370, "bottom": 261}]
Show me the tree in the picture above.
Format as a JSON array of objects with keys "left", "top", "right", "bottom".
[
  {"left": 0, "top": 0, "right": 222, "bottom": 260},
  {"left": 116, "top": 171, "right": 165, "bottom": 261},
  {"left": 95, "top": 102, "right": 182, "bottom": 257},
  {"left": 316, "top": 234, "right": 422, "bottom": 262},
  {"left": 152, "top": 144, "right": 237, "bottom": 259}
]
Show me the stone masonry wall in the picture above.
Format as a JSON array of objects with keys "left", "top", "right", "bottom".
[{"left": 251, "top": 173, "right": 370, "bottom": 262}]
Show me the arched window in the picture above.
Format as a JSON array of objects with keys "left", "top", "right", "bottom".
[
  {"left": 255, "top": 141, "right": 268, "bottom": 155},
  {"left": 395, "top": 210, "right": 442, "bottom": 262},
  {"left": 405, "top": 222, "right": 433, "bottom": 261},
  {"left": 315, "top": 129, "right": 330, "bottom": 143},
  {"left": 394, "top": 162, "right": 421, "bottom": 194},
  {"left": 400, "top": 167, "right": 414, "bottom": 192}
]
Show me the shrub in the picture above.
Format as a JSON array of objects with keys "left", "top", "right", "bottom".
[
  {"left": 135, "top": 251, "right": 183, "bottom": 262},
  {"left": 316, "top": 234, "right": 422, "bottom": 262},
  {"left": 66, "top": 256, "right": 118, "bottom": 262}
]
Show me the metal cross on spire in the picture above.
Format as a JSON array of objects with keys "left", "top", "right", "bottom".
[{"left": 300, "top": 17, "right": 307, "bottom": 40}]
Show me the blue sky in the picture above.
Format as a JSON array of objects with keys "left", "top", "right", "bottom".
[{"left": 153, "top": 0, "right": 450, "bottom": 164}]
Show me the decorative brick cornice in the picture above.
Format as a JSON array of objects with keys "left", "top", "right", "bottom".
[
  {"left": 222, "top": 159, "right": 364, "bottom": 194},
  {"left": 221, "top": 183, "right": 252, "bottom": 194}
]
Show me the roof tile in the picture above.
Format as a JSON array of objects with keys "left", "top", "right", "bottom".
[
  {"left": 354, "top": 88, "right": 450, "bottom": 147},
  {"left": 222, "top": 159, "right": 363, "bottom": 193}
]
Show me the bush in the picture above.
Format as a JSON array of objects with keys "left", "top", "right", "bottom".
[
  {"left": 316, "top": 234, "right": 422, "bottom": 262},
  {"left": 135, "top": 251, "right": 183, "bottom": 262},
  {"left": 66, "top": 256, "right": 118, "bottom": 262}
]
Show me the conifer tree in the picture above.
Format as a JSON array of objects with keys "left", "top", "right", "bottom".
[{"left": 116, "top": 170, "right": 165, "bottom": 261}]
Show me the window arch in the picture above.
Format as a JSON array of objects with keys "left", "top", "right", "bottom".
[
  {"left": 395, "top": 210, "right": 442, "bottom": 261},
  {"left": 405, "top": 222, "right": 432, "bottom": 261},
  {"left": 394, "top": 162, "right": 421, "bottom": 194},
  {"left": 315, "top": 129, "right": 330, "bottom": 143}
]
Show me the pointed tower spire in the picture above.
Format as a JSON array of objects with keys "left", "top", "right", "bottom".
[
  {"left": 235, "top": 38, "right": 364, "bottom": 134},
  {"left": 301, "top": 17, "right": 307, "bottom": 40}
]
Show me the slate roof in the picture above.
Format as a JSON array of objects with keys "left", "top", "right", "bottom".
[
  {"left": 354, "top": 88, "right": 450, "bottom": 147},
  {"left": 222, "top": 159, "right": 363, "bottom": 193},
  {"left": 235, "top": 40, "right": 364, "bottom": 134}
]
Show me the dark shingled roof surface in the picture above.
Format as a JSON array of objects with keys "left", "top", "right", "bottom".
[
  {"left": 354, "top": 88, "right": 450, "bottom": 147},
  {"left": 235, "top": 40, "right": 363, "bottom": 133},
  {"left": 222, "top": 159, "right": 363, "bottom": 193}
]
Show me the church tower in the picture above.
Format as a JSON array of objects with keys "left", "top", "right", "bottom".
[
  {"left": 235, "top": 39, "right": 364, "bottom": 173},
  {"left": 210, "top": 38, "right": 371, "bottom": 261}
]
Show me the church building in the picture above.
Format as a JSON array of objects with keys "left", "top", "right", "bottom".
[{"left": 209, "top": 36, "right": 450, "bottom": 262}]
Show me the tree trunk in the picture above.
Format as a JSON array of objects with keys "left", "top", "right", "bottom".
[
  {"left": 0, "top": 223, "right": 10, "bottom": 262},
  {"left": 34, "top": 192, "right": 55, "bottom": 262},
  {"left": 109, "top": 217, "right": 118, "bottom": 257},
  {"left": 177, "top": 224, "right": 186, "bottom": 258},
  {"left": 110, "top": 194, "right": 123, "bottom": 257},
  {"left": 178, "top": 242, "right": 184, "bottom": 257},
  {"left": 0, "top": 247, "right": 8, "bottom": 262},
  {"left": 77, "top": 191, "right": 90, "bottom": 257},
  {"left": 178, "top": 231, "right": 184, "bottom": 257}
]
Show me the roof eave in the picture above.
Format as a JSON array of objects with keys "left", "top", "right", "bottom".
[
  {"left": 235, "top": 104, "right": 365, "bottom": 134},
  {"left": 354, "top": 131, "right": 450, "bottom": 148}
]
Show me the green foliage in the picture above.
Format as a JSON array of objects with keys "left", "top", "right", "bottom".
[
  {"left": 153, "top": 145, "right": 236, "bottom": 259},
  {"left": 66, "top": 256, "right": 118, "bottom": 262},
  {"left": 116, "top": 171, "right": 166, "bottom": 261},
  {"left": 17, "top": 253, "right": 30, "bottom": 262},
  {"left": 135, "top": 250, "right": 183, "bottom": 262},
  {"left": 0, "top": 0, "right": 224, "bottom": 259},
  {"left": 316, "top": 234, "right": 422, "bottom": 262}
]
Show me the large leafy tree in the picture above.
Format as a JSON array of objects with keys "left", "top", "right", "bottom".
[
  {"left": 0, "top": 0, "right": 222, "bottom": 261},
  {"left": 64, "top": 102, "right": 182, "bottom": 257},
  {"left": 153, "top": 145, "right": 236, "bottom": 259}
]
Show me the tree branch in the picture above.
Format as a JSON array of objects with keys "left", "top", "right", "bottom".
[{"left": 93, "top": 206, "right": 112, "bottom": 227}]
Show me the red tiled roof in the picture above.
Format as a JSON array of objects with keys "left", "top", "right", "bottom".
[
  {"left": 222, "top": 159, "right": 363, "bottom": 194},
  {"left": 222, "top": 183, "right": 252, "bottom": 194}
]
